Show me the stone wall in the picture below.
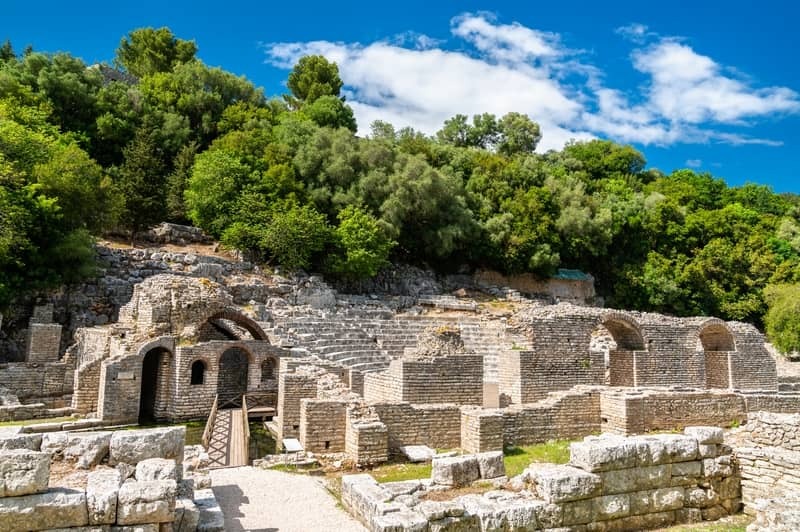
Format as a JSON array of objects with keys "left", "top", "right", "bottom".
[
  {"left": 343, "top": 427, "right": 741, "bottom": 531},
  {"left": 371, "top": 402, "right": 462, "bottom": 454},
  {"left": 276, "top": 370, "right": 318, "bottom": 444},
  {"left": 345, "top": 412, "right": 388, "bottom": 467},
  {"left": 599, "top": 388, "right": 747, "bottom": 435},
  {"left": 299, "top": 399, "right": 347, "bottom": 453}
]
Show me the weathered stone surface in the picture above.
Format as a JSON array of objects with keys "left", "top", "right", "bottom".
[
  {"left": 476, "top": 451, "right": 505, "bottom": 479},
  {"left": 570, "top": 437, "right": 638, "bottom": 472},
  {"left": 116, "top": 462, "right": 136, "bottom": 481},
  {"left": 527, "top": 464, "right": 602, "bottom": 503},
  {"left": 0, "top": 487, "right": 88, "bottom": 530},
  {"left": 87, "top": 468, "right": 122, "bottom": 525},
  {"left": 117, "top": 479, "right": 177, "bottom": 525},
  {"left": 600, "top": 465, "right": 670, "bottom": 495},
  {"left": 417, "top": 500, "right": 466, "bottom": 520},
  {"left": 110, "top": 526, "right": 159, "bottom": 532},
  {"left": 0, "top": 432, "right": 42, "bottom": 451},
  {"left": 135, "top": 458, "right": 178, "bottom": 482},
  {"left": 195, "top": 488, "right": 225, "bottom": 532},
  {"left": 41, "top": 431, "right": 112, "bottom": 469},
  {"left": 684, "top": 426, "right": 724, "bottom": 445},
  {"left": 173, "top": 497, "right": 200, "bottom": 532},
  {"left": 593, "top": 494, "right": 630, "bottom": 520},
  {"left": 0, "top": 448, "right": 50, "bottom": 497},
  {"left": 648, "top": 434, "right": 698, "bottom": 463},
  {"left": 432, "top": 456, "right": 480, "bottom": 487},
  {"left": 400, "top": 445, "right": 436, "bottom": 463},
  {"left": 109, "top": 427, "right": 185, "bottom": 467}
]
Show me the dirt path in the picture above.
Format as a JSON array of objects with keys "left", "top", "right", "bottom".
[{"left": 210, "top": 466, "right": 366, "bottom": 532}]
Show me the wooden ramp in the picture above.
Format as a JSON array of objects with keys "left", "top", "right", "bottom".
[{"left": 205, "top": 407, "right": 249, "bottom": 468}]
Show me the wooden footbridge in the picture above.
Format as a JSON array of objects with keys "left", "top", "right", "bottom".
[{"left": 202, "top": 394, "right": 276, "bottom": 468}]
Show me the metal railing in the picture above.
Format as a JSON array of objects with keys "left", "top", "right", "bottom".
[{"left": 201, "top": 395, "right": 219, "bottom": 450}]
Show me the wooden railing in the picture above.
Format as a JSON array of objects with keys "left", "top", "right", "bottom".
[
  {"left": 201, "top": 395, "right": 219, "bottom": 450},
  {"left": 242, "top": 394, "right": 251, "bottom": 462}
]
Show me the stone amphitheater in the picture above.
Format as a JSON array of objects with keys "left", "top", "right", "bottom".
[{"left": 1, "top": 224, "right": 799, "bottom": 530}]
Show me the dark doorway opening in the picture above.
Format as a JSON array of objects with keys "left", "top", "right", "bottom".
[
  {"left": 139, "top": 348, "right": 167, "bottom": 423},
  {"left": 218, "top": 348, "right": 249, "bottom": 408}
]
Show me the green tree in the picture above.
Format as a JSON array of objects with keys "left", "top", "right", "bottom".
[
  {"left": 764, "top": 284, "right": 800, "bottom": 353},
  {"left": 286, "top": 55, "right": 343, "bottom": 106},
  {"left": 261, "top": 203, "right": 331, "bottom": 270},
  {"left": 330, "top": 205, "right": 396, "bottom": 278},
  {"left": 115, "top": 27, "right": 197, "bottom": 78}
]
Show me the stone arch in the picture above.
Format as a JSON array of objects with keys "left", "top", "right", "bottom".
[
  {"left": 139, "top": 345, "right": 174, "bottom": 423},
  {"left": 596, "top": 312, "right": 646, "bottom": 387},
  {"left": 217, "top": 346, "right": 251, "bottom": 407},
  {"left": 697, "top": 319, "right": 735, "bottom": 389},
  {"left": 190, "top": 358, "right": 208, "bottom": 385},
  {"left": 199, "top": 308, "right": 269, "bottom": 342}
]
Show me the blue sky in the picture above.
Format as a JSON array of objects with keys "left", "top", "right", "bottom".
[{"left": 4, "top": 0, "right": 800, "bottom": 192}]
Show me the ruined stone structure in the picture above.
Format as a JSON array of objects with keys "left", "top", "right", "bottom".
[{"left": 68, "top": 275, "right": 285, "bottom": 424}]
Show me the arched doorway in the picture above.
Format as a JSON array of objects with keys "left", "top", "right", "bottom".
[
  {"left": 594, "top": 316, "right": 645, "bottom": 387},
  {"left": 139, "top": 347, "right": 172, "bottom": 423},
  {"left": 699, "top": 323, "right": 735, "bottom": 389},
  {"left": 218, "top": 348, "right": 250, "bottom": 407}
]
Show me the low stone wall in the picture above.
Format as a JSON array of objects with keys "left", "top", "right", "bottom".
[
  {"left": 0, "top": 425, "right": 222, "bottom": 531},
  {"left": 371, "top": 402, "right": 462, "bottom": 454},
  {"left": 600, "top": 388, "right": 747, "bottom": 435},
  {"left": 300, "top": 398, "right": 347, "bottom": 453},
  {"left": 343, "top": 427, "right": 741, "bottom": 531}
]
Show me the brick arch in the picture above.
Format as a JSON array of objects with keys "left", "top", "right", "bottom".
[
  {"left": 598, "top": 312, "right": 646, "bottom": 351},
  {"left": 696, "top": 319, "right": 736, "bottom": 352},
  {"left": 188, "top": 357, "right": 210, "bottom": 385},
  {"left": 135, "top": 336, "right": 176, "bottom": 359},
  {"left": 201, "top": 308, "right": 268, "bottom": 342}
]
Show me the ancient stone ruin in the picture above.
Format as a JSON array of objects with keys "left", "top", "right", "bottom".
[{"left": 1, "top": 240, "right": 800, "bottom": 529}]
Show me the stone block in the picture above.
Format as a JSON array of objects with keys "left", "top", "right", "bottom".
[
  {"left": 0, "top": 432, "right": 42, "bottom": 451},
  {"left": 109, "top": 427, "right": 185, "bottom": 467},
  {"left": 600, "top": 465, "right": 670, "bottom": 495},
  {"left": 173, "top": 498, "right": 200, "bottom": 532},
  {"left": 432, "top": 456, "right": 480, "bottom": 487},
  {"left": 400, "top": 445, "right": 435, "bottom": 463},
  {"left": 670, "top": 460, "right": 702, "bottom": 486},
  {"left": 685, "top": 487, "right": 718, "bottom": 508},
  {"left": 371, "top": 506, "right": 428, "bottom": 532},
  {"left": 593, "top": 494, "right": 630, "bottom": 520},
  {"left": 702, "top": 457, "right": 732, "bottom": 478},
  {"left": 675, "top": 507, "right": 703, "bottom": 524},
  {"left": 0, "top": 449, "right": 50, "bottom": 497},
  {"left": 562, "top": 498, "right": 595, "bottom": 525},
  {"left": 651, "top": 487, "right": 684, "bottom": 511},
  {"left": 684, "top": 426, "right": 724, "bottom": 445},
  {"left": 646, "top": 434, "right": 698, "bottom": 463},
  {"left": 570, "top": 437, "right": 638, "bottom": 472},
  {"left": 111, "top": 526, "right": 159, "bottom": 532},
  {"left": 194, "top": 488, "right": 225, "bottom": 532},
  {"left": 136, "top": 459, "right": 179, "bottom": 482},
  {"left": 476, "top": 451, "right": 505, "bottom": 479},
  {"left": 698, "top": 444, "right": 717, "bottom": 459},
  {"left": 417, "top": 500, "right": 466, "bottom": 520},
  {"left": 117, "top": 479, "right": 177, "bottom": 525},
  {"left": 0, "top": 487, "right": 88, "bottom": 530},
  {"left": 87, "top": 468, "right": 122, "bottom": 525},
  {"left": 527, "top": 464, "right": 602, "bottom": 503},
  {"left": 428, "top": 514, "right": 480, "bottom": 531},
  {"left": 41, "top": 431, "right": 112, "bottom": 469}
]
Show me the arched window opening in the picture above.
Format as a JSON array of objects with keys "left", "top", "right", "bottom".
[{"left": 190, "top": 360, "right": 206, "bottom": 385}]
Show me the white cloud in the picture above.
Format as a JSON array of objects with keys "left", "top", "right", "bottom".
[
  {"left": 685, "top": 159, "right": 703, "bottom": 168},
  {"left": 263, "top": 14, "right": 799, "bottom": 150}
]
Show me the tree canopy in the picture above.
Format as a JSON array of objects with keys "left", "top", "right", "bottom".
[{"left": 1, "top": 27, "right": 799, "bottom": 351}]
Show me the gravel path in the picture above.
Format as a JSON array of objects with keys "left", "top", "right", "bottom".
[{"left": 210, "top": 466, "right": 366, "bottom": 532}]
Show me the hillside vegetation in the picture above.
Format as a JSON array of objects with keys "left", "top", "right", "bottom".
[{"left": 1, "top": 28, "right": 799, "bottom": 345}]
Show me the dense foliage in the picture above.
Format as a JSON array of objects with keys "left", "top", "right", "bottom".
[{"left": 1, "top": 28, "right": 799, "bottom": 344}]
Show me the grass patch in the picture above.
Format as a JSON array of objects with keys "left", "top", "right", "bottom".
[
  {"left": 0, "top": 416, "right": 75, "bottom": 428},
  {"left": 503, "top": 439, "right": 571, "bottom": 477},
  {"left": 249, "top": 422, "right": 276, "bottom": 459},
  {"left": 372, "top": 461, "right": 433, "bottom": 483}
]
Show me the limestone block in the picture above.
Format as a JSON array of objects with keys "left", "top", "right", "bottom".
[
  {"left": 400, "top": 445, "right": 435, "bottom": 463},
  {"left": 701, "top": 504, "right": 727, "bottom": 521},
  {"left": 172, "top": 498, "right": 200, "bottom": 532},
  {"left": 685, "top": 487, "right": 719, "bottom": 508},
  {"left": 651, "top": 487, "right": 684, "bottom": 512},
  {"left": 0, "top": 432, "right": 42, "bottom": 451},
  {"left": 87, "top": 468, "right": 122, "bottom": 525},
  {"left": 698, "top": 444, "right": 718, "bottom": 459},
  {"left": 371, "top": 506, "right": 428, "bottom": 532},
  {"left": 0, "top": 449, "right": 50, "bottom": 497},
  {"left": 194, "top": 488, "right": 225, "bottom": 532},
  {"left": 646, "top": 434, "right": 698, "bottom": 463},
  {"left": 136, "top": 459, "right": 179, "bottom": 482},
  {"left": 111, "top": 526, "right": 159, "bottom": 532},
  {"left": 702, "top": 457, "right": 732, "bottom": 478},
  {"left": 417, "top": 500, "right": 466, "bottom": 520},
  {"left": 432, "top": 456, "right": 480, "bottom": 487},
  {"left": 476, "top": 451, "right": 505, "bottom": 479},
  {"left": 570, "top": 437, "right": 638, "bottom": 472},
  {"left": 44, "top": 527, "right": 109, "bottom": 532},
  {"left": 117, "top": 479, "right": 177, "bottom": 525},
  {"left": 109, "top": 427, "right": 185, "bottom": 467},
  {"left": 117, "top": 462, "right": 136, "bottom": 481},
  {"left": 684, "top": 426, "right": 724, "bottom": 444},
  {"left": 561, "top": 498, "right": 595, "bottom": 526},
  {"left": 527, "top": 464, "right": 602, "bottom": 503},
  {"left": 41, "top": 431, "right": 112, "bottom": 469},
  {"left": 593, "top": 494, "right": 630, "bottom": 520},
  {"left": 0, "top": 487, "right": 88, "bottom": 530},
  {"left": 460, "top": 494, "right": 537, "bottom": 531},
  {"left": 670, "top": 460, "right": 702, "bottom": 486},
  {"left": 675, "top": 507, "right": 702, "bottom": 524},
  {"left": 600, "top": 465, "right": 671, "bottom": 495},
  {"left": 176, "top": 478, "right": 194, "bottom": 500}
]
